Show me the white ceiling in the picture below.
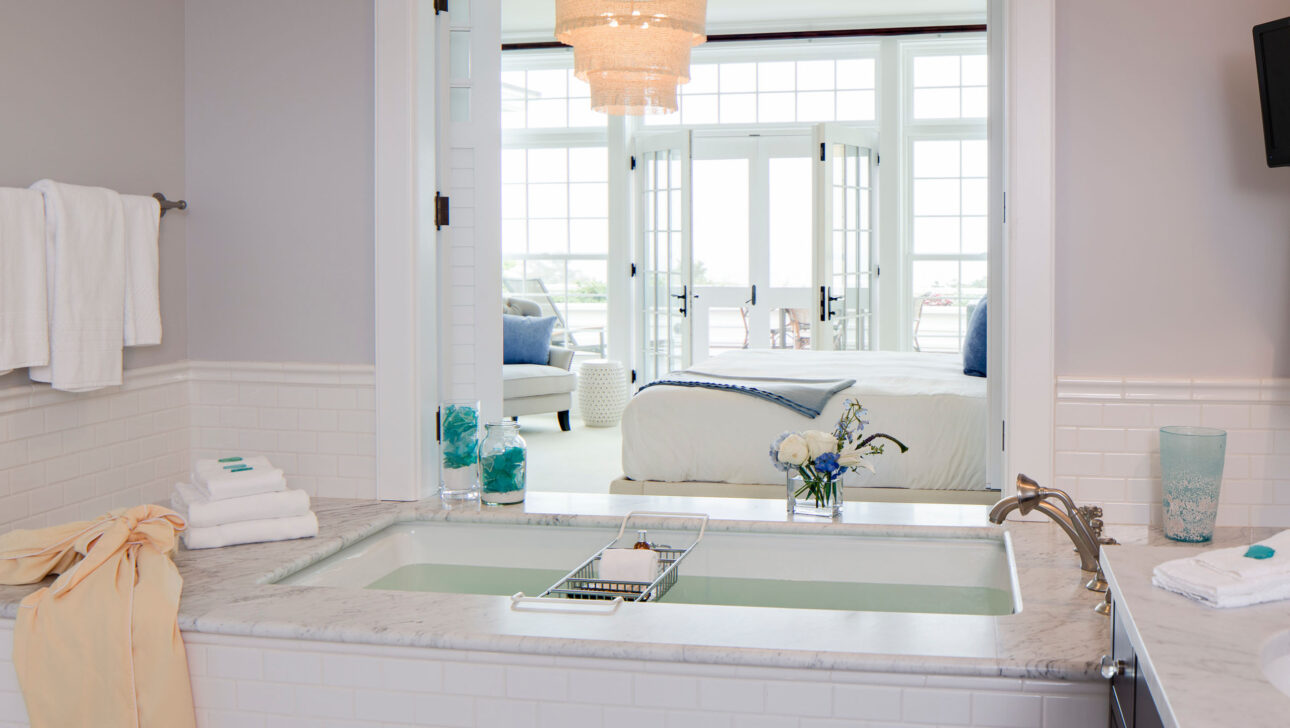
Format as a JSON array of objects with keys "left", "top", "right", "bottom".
[{"left": 501, "top": 0, "right": 987, "bottom": 42}]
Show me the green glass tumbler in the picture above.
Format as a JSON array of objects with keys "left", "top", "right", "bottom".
[{"left": 1159, "top": 426, "right": 1226, "bottom": 542}]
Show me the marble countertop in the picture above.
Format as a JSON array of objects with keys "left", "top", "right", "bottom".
[
  {"left": 1102, "top": 532, "right": 1290, "bottom": 728},
  {"left": 0, "top": 493, "right": 1130, "bottom": 679}
]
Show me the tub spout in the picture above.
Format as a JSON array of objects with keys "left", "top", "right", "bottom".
[{"left": 992, "top": 474, "right": 1110, "bottom": 598}]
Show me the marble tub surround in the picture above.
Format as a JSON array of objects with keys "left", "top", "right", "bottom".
[
  {"left": 1101, "top": 533, "right": 1290, "bottom": 728},
  {"left": 0, "top": 494, "right": 1111, "bottom": 681}
]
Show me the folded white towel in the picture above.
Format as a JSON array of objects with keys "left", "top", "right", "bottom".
[
  {"left": 171, "top": 482, "right": 311, "bottom": 529},
  {"left": 1193, "top": 530, "right": 1290, "bottom": 581},
  {"left": 599, "top": 548, "right": 660, "bottom": 584},
  {"left": 193, "top": 456, "right": 286, "bottom": 501},
  {"left": 0, "top": 188, "right": 49, "bottom": 375},
  {"left": 182, "top": 512, "right": 318, "bottom": 550},
  {"left": 1153, "top": 534, "right": 1290, "bottom": 609},
  {"left": 120, "top": 194, "right": 162, "bottom": 347},
  {"left": 27, "top": 180, "right": 126, "bottom": 392}
]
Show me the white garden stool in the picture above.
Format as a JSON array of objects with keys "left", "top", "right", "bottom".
[{"left": 576, "top": 359, "right": 628, "bottom": 427}]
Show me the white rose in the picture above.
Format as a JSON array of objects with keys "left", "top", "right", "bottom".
[
  {"left": 803, "top": 430, "right": 837, "bottom": 459},
  {"left": 777, "top": 434, "right": 810, "bottom": 466}
]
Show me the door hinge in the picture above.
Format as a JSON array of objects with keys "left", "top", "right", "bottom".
[
  {"left": 1002, "top": 191, "right": 1007, "bottom": 223},
  {"left": 1001, "top": 420, "right": 1006, "bottom": 451},
  {"left": 819, "top": 143, "right": 826, "bottom": 162},
  {"left": 434, "top": 193, "right": 450, "bottom": 229},
  {"left": 434, "top": 0, "right": 448, "bottom": 14},
  {"left": 875, "top": 152, "right": 881, "bottom": 165},
  {"left": 876, "top": 264, "right": 881, "bottom": 277},
  {"left": 631, "top": 369, "right": 637, "bottom": 384},
  {"left": 630, "top": 155, "right": 636, "bottom": 170},
  {"left": 435, "top": 407, "right": 442, "bottom": 442},
  {"left": 630, "top": 262, "right": 637, "bottom": 277}
]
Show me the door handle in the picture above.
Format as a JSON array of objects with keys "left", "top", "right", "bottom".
[
  {"left": 820, "top": 286, "right": 841, "bottom": 321},
  {"left": 671, "top": 285, "right": 688, "bottom": 317},
  {"left": 745, "top": 285, "right": 757, "bottom": 306}
]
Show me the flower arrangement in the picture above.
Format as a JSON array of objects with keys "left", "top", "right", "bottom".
[{"left": 769, "top": 399, "right": 908, "bottom": 510}]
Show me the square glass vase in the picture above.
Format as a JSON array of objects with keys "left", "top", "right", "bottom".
[{"left": 787, "top": 475, "right": 843, "bottom": 518}]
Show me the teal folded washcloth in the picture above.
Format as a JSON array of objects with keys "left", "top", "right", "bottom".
[{"left": 1245, "top": 545, "right": 1276, "bottom": 560}]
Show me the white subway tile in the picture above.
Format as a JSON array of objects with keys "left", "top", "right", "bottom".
[
  {"left": 322, "top": 654, "right": 386, "bottom": 689},
  {"left": 634, "top": 674, "right": 699, "bottom": 709},
  {"left": 1151, "top": 403, "right": 1201, "bottom": 427},
  {"left": 414, "top": 693, "right": 474, "bottom": 727},
  {"left": 506, "top": 665, "right": 569, "bottom": 701},
  {"left": 276, "top": 386, "right": 318, "bottom": 409},
  {"left": 971, "top": 692, "right": 1042, "bottom": 727},
  {"left": 730, "top": 716, "right": 799, "bottom": 728},
  {"left": 568, "top": 668, "right": 634, "bottom": 705},
  {"left": 1076, "top": 428, "right": 1125, "bottom": 452},
  {"left": 1054, "top": 402, "right": 1101, "bottom": 427},
  {"left": 258, "top": 408, "right": 300, "bottom": 431},
  {"left": 263, "top": 650, "right": 322, "bottom": 684},
  {"left": 293, "top": 685, "right": 355, "bottom": 719},
  {"left": 354, "top": 689, "right": 417, "bottom": 723},
  {"left": 26, "top": 433, "right": 62, "bottom": 463},
  {"left": 1201, "top": 404, "right": 1251, "bottom": 429},
  {"left": 831, "top": 684, "right": 901, "bottom": 720},
  {"left": 698, "top": 678, "right": 765, "bottom": 713},
  {"left": 1100, "top": 403, "right": 1152, "bottom": 428},
  {"left": 901, "top": 688, "right": 970, "bottom": 724},
  {"left": 1054, "top": 452, "right": 1102, "bottom": 477},
  {"left": 317, "top": 388, "right": 358, "bottom": 410},
  {"left": 220, "top": 406, "right": 258, "bottom": 428},
  {"left": 1054, "top": 427, "right": 1078, "bottom": 451},
  {"left": 765, "top": 680, "right": 831, "bottom": 717},
  {"left": 602, "top": 706, "right": 668, "bottom": 728},
  {"left": 5, "top": 410, "right": 44, "bottom": 439},
  {"left": 298, "top": 409, "right": 339, "bottom": 432},
  {"left": 191, "top": 677, "right": 238, "bottom": 710},
  {"left": 206, "top": 646, "right": 263, "bottom": 680},
  {"left": 237, "top": 681, "right": 295, "bottom": 714},
  {"left": 443, "top": 662, "right": 506, "bottom": 697},
  {"left": 1076, "top": 477, "right": 1126, "bottom": 502},
  {"left": 338, "top": 410, "right": 375, "bottom": 434},
  {"left": 539, "top": 702, "right": 605, "bottom": 728},
  {"left": 1041, "top": 694, "right": 1109, "bottom": 728},
  {"left": 476, "top": 698, "right": 538, "bottom": 728}
]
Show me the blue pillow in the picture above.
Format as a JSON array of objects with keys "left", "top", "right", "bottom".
[
  {"left": 503, "top": 314, "right": 556, "bottom": 365},
  {"left": 963, "top": 296, "right": 987, "bottom": 377}
]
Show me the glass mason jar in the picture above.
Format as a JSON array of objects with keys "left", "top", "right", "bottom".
[
  {"left": 439, "top": 399, "right": 481, "bottom": 503},
  {"left": 787, "top": 474, "right": 842, "bottom": 518},
  {"left": 480, "top": 421, "right": 527, "bottom": 505},
  {"left": 1159, "top": 425, "right": 1227, "bottom": 542}
]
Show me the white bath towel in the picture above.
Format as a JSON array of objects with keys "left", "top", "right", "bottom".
[
  {"left": 171, "top": 482, "right": 311, "bottom": 529},
  {"left": 193, "top": 456, "right": 286, "bottom": 501},
  {"left": 182, "top": 512, "right": 318, "bottom": 550},
  {"left": 120, "top": 194, "right": 162, "bottom": 347},
  {"left": 0, "top": 188, "right": 49, "bottom": 375},
  {"left": 27, "top": 180, "right": 126, "bottom": 392},
  {"left": 599, "top": 548, "right": 660, "bottom": 584},
  {"left": 1153, "top": 535, "right": 1290, "bottom": 609}
]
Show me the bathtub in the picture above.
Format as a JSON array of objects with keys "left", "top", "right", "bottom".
[{"left": 278, "top": 519, "right": 1022, "bottom": 616}]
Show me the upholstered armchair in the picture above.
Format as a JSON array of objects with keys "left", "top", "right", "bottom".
[{"left": 502, "top": 296, "right": 576, "bottom": 431}]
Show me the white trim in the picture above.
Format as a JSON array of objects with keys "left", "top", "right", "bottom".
[
  {"left": 1056, "top": 376, "right": 1290, "bottom": 405},
  {"left": 374, "top": 0, "right": 426, "bottom": 501},
  {"left": 1001, "top": 0, "right": 1056, "bottom": 494},
  {"left": 0, "top": 361, "right": 190, "bottom": 410}
]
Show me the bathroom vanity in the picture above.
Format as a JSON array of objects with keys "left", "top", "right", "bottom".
[{"left": 1101, "top": 535, "right": 1290, "bottom": 728}]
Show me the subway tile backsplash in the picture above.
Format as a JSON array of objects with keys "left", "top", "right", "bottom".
[
  {"left": 1054, "top": 376, "right": 1290, "bottom": 527},
  {"left": 0, "top": 361, "right": 375, "bottom": 533}
]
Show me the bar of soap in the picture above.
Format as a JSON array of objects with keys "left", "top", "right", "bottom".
[
  {"left": 599, "top": 548, "right": 660, "bottom": 583},
  {"left": 1245, "top": 545, "right": 1276, "bottom": 559}
]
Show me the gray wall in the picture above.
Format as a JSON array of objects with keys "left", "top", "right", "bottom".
[
  {"left": 184, "top": 0, "right": 375, "bottom": 365},
  {"left": 0, "top": 0, "right": 188, "bottom": 387},
  {"left": 1056, "top": 0, "right": 1290, "bottom": 377}
]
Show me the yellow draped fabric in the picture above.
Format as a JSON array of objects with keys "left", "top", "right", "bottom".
[{"left": 0, "top": 505, "right": 195, "bottom": 728}]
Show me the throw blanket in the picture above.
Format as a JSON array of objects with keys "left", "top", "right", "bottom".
[
  {"left": 0, "top": 505, "right": 195, "bottom": 728},
  {"left": 640, "top": 370, "right": 856, "bottom": 418}
]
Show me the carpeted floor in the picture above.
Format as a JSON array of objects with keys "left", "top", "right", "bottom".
[{"left": 516, "top": 414, "right": 621, "bottom": 494}]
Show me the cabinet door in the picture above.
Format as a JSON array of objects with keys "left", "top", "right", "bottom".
[
  {"left": 1133, "top": 661, "right": 1166, "bottom": 728},
  {"left": 1110, "top": 601, "right": 1136, "bottom": 728}
]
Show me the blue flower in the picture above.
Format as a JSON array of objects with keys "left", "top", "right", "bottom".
[
  {"left": 769, "top": 432, "right": 794, "bottom": 472},
  {"left": 814, "top": 452, "right": 842, "bottom": 477}
]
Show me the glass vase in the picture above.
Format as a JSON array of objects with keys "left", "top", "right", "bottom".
[
  {"left": 480, "top": 421, "right": 527, "bottom": 505},
  {"left": 1159, "top": 426, "right": 1226, "bottom": 542},
  {"left": 439, "top": 399, "right": 481, "bottom": 503},
  {"left": 787, "top": 474, "right": 843, "bottom": 518}
]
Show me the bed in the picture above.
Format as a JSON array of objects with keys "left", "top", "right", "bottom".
[{"left": 619, "top": 350, "right": 988, "bottom": 491}]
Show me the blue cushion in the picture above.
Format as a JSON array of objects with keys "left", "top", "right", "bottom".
[
  {"left": 963, "top": 296, "right": 987, "bottom": 377},
  {"left": 503, "top": 315, "right": 556, "bottom": 365}
]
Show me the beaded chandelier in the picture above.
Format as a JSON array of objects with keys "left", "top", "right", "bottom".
[{"left": 554, "top": 0, "right": 708, "bottom": 115}]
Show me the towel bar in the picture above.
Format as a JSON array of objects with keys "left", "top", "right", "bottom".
[{"left": 152, "top": 192, "right": 187, "bottom": 218}]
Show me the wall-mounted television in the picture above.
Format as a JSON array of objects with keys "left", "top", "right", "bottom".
[{"left": 1255, "top": 16, "right": 1290, "bottom": 167}]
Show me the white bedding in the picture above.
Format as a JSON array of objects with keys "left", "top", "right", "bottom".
[{"left": 621, "top": 350, "right": 988, "bottom": 490}]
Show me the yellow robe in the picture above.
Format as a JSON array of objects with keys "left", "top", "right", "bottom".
[{"left": 0, "top": 505, "right": 195, "bottom": 728}]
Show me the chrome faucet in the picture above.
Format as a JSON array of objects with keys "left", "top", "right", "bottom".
[{"left": 990, "top": 474, "right": 1111, "bottom": 596}]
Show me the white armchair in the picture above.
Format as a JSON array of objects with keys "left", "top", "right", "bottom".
[{"left": 502, "top": 296, "right": 577, "bottom": 431}]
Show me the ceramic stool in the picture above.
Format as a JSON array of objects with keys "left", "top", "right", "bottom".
[{"left": 576, "top": 359, "right": 628, "bottom": 427}]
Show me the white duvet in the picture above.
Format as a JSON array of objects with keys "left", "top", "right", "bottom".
[{"left": 621, "top": 350, "right": 988, "bottom": 490}]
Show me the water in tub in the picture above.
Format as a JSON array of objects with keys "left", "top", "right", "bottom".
[{"left": 281, "top": 523, "right": 1017, "bottom": 616}]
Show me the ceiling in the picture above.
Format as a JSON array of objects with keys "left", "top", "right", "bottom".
[{"left": 500, "top": 0, "right": 988, "bottom": 42}]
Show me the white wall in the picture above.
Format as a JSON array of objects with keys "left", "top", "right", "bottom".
[
  {"left": 1055, "top": 0, "right": 1290, "bottom": 378},
  {"left": 0, "top": 0, "right": 188, "bottom": 388},
  {"left": 184, "top": 0, "right": 376, "bottom": 365}
]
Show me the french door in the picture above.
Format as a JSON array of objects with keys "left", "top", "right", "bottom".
[
  {"left": 813, "top": 124, "right": 879, "bottom": 351},
  {"left": 634, "top": 131, "right": 693, "bottom": 384}
]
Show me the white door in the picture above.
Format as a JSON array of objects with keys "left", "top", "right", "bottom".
[
  {"left": 634, "top": 131, "right": 693, "bottom": 384},
  {"left": 813, "top": 124, "right": 878, "bottom": 351}
]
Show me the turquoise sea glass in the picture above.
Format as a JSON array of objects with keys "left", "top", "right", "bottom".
[{"left": 1160, "top": 426, "right": 1226, "bottom": 542}]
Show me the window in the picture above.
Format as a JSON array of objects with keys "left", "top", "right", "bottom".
[
  {"left": 502, "top": 51, "right": 610, "bottom": 360},
  {"left": 904, "top": 41, "right": 988, "bottom": 354},
  {"left": 646, "top": 52, "right": 877, "bottom": 126}
]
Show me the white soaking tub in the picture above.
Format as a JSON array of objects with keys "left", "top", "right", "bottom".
[{"left": 278, "top": 520, "right": 1021, "bottom": 616}]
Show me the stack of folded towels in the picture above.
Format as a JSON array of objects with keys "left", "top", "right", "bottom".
[
  {"left": 1152, "top": 530, "right": 1290, "bottom": 608},
  {"left": 170, "top": 456, "right": 318, "bottom": 550}
]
